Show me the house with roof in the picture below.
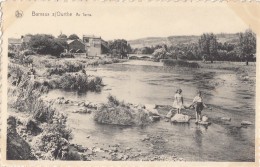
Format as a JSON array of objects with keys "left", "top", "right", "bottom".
[
  {"left": 8, "top": 36, "right": 32, "bottom": 48},
  {"left": 82, "top": 35, "right": 109, "bottom": 56},
  {"left": 83, "top": 35, "right": 102, "bottom": 56},
  {"left": 67, "top": 39, "right": 86, "bottom": 53},
  {"left": 8, "top": 38, "right": 23, "bottom": 47}
]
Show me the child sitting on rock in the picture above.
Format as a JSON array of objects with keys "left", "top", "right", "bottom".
[{"left": 189, "top": 90, "right": 207, "bottom": 123}]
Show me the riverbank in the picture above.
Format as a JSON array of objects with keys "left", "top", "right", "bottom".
[{"left": 7, "top": 55, "right": 128, "bottom": 160}]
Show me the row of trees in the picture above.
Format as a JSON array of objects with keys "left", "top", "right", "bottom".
[
  {"left": 198, "top": 30, "right": 256, "bottom": 65},
  {"left": 134, "top": 29, "right": 256, "bottom": 65}
]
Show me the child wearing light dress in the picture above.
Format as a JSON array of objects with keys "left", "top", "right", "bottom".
[{"left": 173, "top": 89, "right": 184, "bottom": 114}]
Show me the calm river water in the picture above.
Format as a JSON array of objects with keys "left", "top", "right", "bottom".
[{"left": 48, "top": 60, "right": 255, "bottom": 161}]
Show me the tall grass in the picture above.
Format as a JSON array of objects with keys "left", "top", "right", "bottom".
[{"left": 162, "top": 59, "right": 200, "bottom": 68}]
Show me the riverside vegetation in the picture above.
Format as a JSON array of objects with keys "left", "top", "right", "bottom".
[
  {"left": 7, "top": 50, "right": 126, "bottom": 160},
  {"left": 7, "top": 52, "right": 180, "bottom": 160}
]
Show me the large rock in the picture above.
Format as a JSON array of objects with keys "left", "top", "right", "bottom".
[
  {"left": 171, "top": 114, "right": 190, "bottom": 123},
  {"left": 166, "top": 110, "right": 174, "bottom": 119},
  {"left": 7, "top": 116, "right": 36, "bottom": 160},
  {"left": 145, "top": 104, "right": 160, "bottom": 116}
]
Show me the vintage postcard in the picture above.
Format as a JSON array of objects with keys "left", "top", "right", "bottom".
[{"left": 0, "top": 1, "right": 259, "bottom": 166}]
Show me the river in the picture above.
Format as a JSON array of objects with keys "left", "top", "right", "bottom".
[{"left": 48, "top": 60, "right": 255, "bottom": 161}]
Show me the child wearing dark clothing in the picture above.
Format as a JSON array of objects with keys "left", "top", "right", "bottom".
[{"left": 190, "top": 91, "right": 207, "bottom": 123}]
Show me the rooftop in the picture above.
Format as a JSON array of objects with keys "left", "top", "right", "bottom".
[
  {"left": 8, "top": 38, "right": 22, "bottom": 44},
  {"left": 83, "top": 35, "right": 101, "bottom": 39},
  {"left": 67, "top": 39, "right": 85, "bottom": 45}
]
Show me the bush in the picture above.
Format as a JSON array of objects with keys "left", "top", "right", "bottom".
[
  {"left": 47, "top": 68, "right": 66, "bottom": 76},
  {"left": 46, "top": 61, "right": 85, "bottom": 75},
  {"left": 162, "top": 59, "right": 200, "bottom": 68},
  {"left": 28, "top": 34, "right": 67, "bottom": 57},
  {"left": 94, "top": 95, "right": 152, "bottom": 126},
  {"left": 8, "top": 63, "right": 74, "bottom": 160},
  {"left": 8, "top": 64, "right": 29, "bottom": 86},
  {"left": 8, "top": 51, "right": 16, "bottom": 58},
  {"left": 11, "top": 81, "right": 53, "bottom": 123},
  {"left": 47, "top": 79, "right": 60, "bottom": 89},
  {"left": 57, "top": 73, "right": 103, "bottom": 92},
  {"left": 38, "top": 114, "right": 72, "bottom": 160},
  {"left": 107, "top": 94, "right": 120, "bottom": 106}
]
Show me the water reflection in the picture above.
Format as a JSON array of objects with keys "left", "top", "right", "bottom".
[{"left": 194, "top": 127, "right": 203, "bottom": 148}]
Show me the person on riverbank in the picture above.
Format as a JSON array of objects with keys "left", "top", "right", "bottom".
[
  {"left": 189, "top": 90, "right": 207, "bottom": 123},
  {"left": 173, "top": 88, "right": 184, "bottom": 114}
]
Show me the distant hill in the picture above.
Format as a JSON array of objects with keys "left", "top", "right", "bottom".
[{"left": 128, "top": 33, "right": 240, "bottom": 48}]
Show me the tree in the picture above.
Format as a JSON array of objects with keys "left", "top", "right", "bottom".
[
  {"left": 198, "top": 33, "right": 218, "bottom": 63},
  {"left": 238, "top": 29, "right": 256, "bottom": 65},
  {"left": 152, "top": 47, "right": 167, "bottom": 61},
  {"left": 58, "top": 34, "right": 67, "bottom": 39},
  {"left": 108, "top": 39, "right": 129, "bottom": 58},
  {"left": 28, "top": 34, "right": 67, "bottom": 56},
  {"left": 68, "top": 34, "right": 80, "bottom": 40}
]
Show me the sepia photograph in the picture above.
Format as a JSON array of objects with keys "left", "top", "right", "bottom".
[{"left": 1, "top": 1, "right": 258, "bottom": 165}]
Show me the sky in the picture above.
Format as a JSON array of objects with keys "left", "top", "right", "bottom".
[{"left": 6, "top": 2, "right": 249, "bottom": 41}]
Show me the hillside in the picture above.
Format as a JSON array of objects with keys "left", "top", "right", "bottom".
[{"left": 128, "top": 33, "right": 240, "bottom": 49}]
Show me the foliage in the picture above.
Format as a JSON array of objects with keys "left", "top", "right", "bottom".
[
  {"left": 28, "top": 34, "right": 67, "bottom": 56},
  {"left": 238, "top": 29, "right": 256, "bottom": 65},
  {"left": 68, "top": 34, "right": 80, "bottom": 40},
  {"left": 107, "top": 94, "right": 121, "bottom": 106},
  {"left": 46, "top": 60, "right": 85, "bottom": 75},
  {"left": 56, "top": 73, "right": 103, "bottom": 92},
  {"left": 8, "top": 63, "right": 75, "bottom": 160},
  {"left": 37, "top": 112, "right": 72, "bottom": 160},
  {"left": 58, "top": 34, "right": 68, "bottom": 39},
  {"left": 8, "top": 51, "right": 16, "bottom": 58},
  {"left": 198, "top": 33, "right": 218, "bottom": 63},
  {"left": 152, "top": 47, "right": 167, "bottom": 61},
  {"left": 8, "top": 64, "right": 54, "bottom": 123},
  {"left": 8, "top": 64, "right": 28, "bottom": 86},
  {"left": 108, "top": 39, "right": 130, "bottom": 58},
  {"left": 94, "top": 95, "right": 152, "bottom": 126}
]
